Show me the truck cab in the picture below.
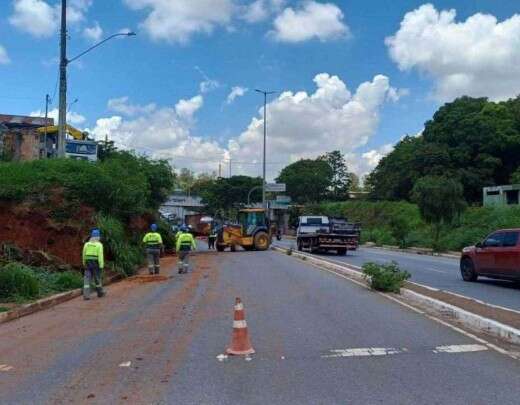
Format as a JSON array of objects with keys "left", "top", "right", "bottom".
[{"left": 297, "top": 216, "right": 330, "bottom": 235}]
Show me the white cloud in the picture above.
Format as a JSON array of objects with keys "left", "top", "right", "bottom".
[
  {"left": 86, "top": 98, "right": 226, "bottom": 173},
  {"left": 242, "top": 0, "right": 286, "bottom": 23},
  {"left": 88, "top": 73, "right": 397, "bottom": 178},
  {"left": 9, "top": 0, "right": 57, "bottom": 37},
  {"left": 123, "top": 0, "right": 234, "bottom": 44},
  {"left": 226, "top": 86, "right": 248, "bottom": 104},
  {"left": 228, "top": 73, "right": 397, "bottom": 179},
  {"left": 30, "top": 108, "right": 86, "bottom": 126},
  {"left": 83, "top": 21, "right": 103, "bottom": 42},
  {"left": 361, "top": 144, "right": 394, "bottom": 171},
  {"left": 9, "top": 0, "right": 93, "bottom": 38},
  {"left": 0, "top": 46, "right": 10, "bottom": 65},
  {"left": 270, "top": 1, "right": 349, "bottom": 43},
  {"left": 200, "top": 79, "right": 220, "bottom": 94},
  {"left": 175, "top": 95, "right": 204, "bottom": 120},
  {"left": 108, "top": 96, "right": 157, "bottom": 116},
  {"left": 386, "top": 4, "right": 520, "bottom": 101}
]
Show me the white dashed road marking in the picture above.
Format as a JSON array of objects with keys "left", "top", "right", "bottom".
[
  {"left": 322, "top": 348, "right": 405, "bottom": 358},
  {"left": 119, "top": 361, "right": 132, "bottom": 367},
  {"left": 433, "top": 344, "right": 488, "bottom": 354},
  {"left": 0, "top": 364, "right": 14, "bottom": 371}
]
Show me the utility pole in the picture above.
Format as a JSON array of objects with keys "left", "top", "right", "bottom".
[
  {"left": 255, "top": 89, "right": 276, "bottom": 208},
  {"left": 229, "top": 159, "right": 232, "bottom": 178},
  {"left": 218, "top": 162, "right": 222, "bottom": 178},
  {"left": 56, "top": 0, "right": 135, "bottom": 158},
  {"left": 44, "top": 94, "right": 50, "bottom": 158},
  {"left": 57, "top": 0, "right": 67, "bottom": 157}
]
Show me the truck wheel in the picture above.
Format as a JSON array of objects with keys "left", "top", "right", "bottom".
[
  {"left": 254, "top": 232, "right": 270, "bottom": 251},
  {"left": 337, "top": 248, "right": 347, "bottom": 256},
  {"left": 460, "top": 258, "right": 478, "bottom": 282},
  {"left": 230, "top": 245, "right": 237, "bottom": 252},
  {"left": 297, "top": 241, "right": 303, "bottom": 251},
  {"left": 216, "top": 244, "right": 225, "bottom": 252}
]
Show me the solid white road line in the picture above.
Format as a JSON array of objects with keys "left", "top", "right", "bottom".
[{"left": 433, "top": 344, "right": 488, "bottom": 354}]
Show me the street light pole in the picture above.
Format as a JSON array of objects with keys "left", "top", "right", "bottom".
[
  {"left": 255, "top": 89, "right": 276, "bottom": 208},
  {"left": 56, "top": 0, "right": 135, "bottom": 157}
]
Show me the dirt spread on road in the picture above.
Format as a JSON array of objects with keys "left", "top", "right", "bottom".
[{"left": 42, "top": 252, "right": 224, "bottom": 404}]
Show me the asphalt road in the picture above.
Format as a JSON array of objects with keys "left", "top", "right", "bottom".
[
  {"left": 1, "top": 250, "right": 520, "bottom": 404},
  {"left": 275, "top": 239, "right": 520, "bottom": 312}
]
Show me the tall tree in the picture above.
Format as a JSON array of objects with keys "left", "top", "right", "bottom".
[
  {"left": 198, "top": 175, "right": 262, "bottom": 215},
  {"left": 276, "top": 159, "right": 333, "bottom": 203},
  {"left": 177, "top": 168, "right": 196, "bottom": 194},
  {"left": 412, "top": 175, "right": 466, "bottom": 250},
  {"left": 319, "top": 150, "right": 351, "bottom": 200},
  {"left": 368, "top": 96, "right": 520, "bottom": 203}
]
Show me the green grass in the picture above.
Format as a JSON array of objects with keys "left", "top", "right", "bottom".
[
  {"left": 0, "top": 262, "right": 83, "bottom": 303},
  {"left": 0, "top": 307, "right": 10, "bottom": 312},
  {"left": 310, "top": 201, "right": 520, "bottom": 252}
]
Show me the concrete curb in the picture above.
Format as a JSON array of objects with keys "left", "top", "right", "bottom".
[
  {"left": 0, "top": 272, "right": 124, "bottom": 326},
  {"left": 401, "top": 289, "right": 520, "bottom": 345},
  {"left": 273, "top": 246, "right": 520, "bottom": 346}
]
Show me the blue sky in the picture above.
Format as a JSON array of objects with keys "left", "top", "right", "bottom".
[{"left": 1, "top": 0, "right": 519, "bottom": 178}]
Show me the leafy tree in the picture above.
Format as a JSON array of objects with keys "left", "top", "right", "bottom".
[
  {"left": 276, "top": 159, "right": 333, "bottom": 204},
  {"left": 412, "top": 176, "right": 466, "bottom": 251},
  {"left": 177, "top": 168, "right": 196, "bottom": 194},
  {"left": 198, "top": 175, "right": 262, "bottom": 215},
  {"left": 349, "top": 172, "right": 360, "bottom": 192},
  {"left": 318, "top": 150, "right": 351, "bottom": 200},
  {"left": 510, "top": 167, "right": 520, "bottom": 184},
  {"left": 368, "top": 96, "right": 520, "bottom": 203}
]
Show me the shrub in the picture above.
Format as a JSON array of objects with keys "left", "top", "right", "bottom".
[
  {"left": 0, "top": 262, "right": 40, "bottom": 300},
  {"left": 97, "top": 214, "right": 143, "bottom": 276},
  {"left": 50, "top": 271, "right": 83, "bottom": 291},
  {"left": 362, "top": 261, "right": 411, "bottom": 293}
]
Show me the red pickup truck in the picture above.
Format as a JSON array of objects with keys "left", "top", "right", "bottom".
[{"left": 460, "top": 229, "right": 520, "bottom": 282}]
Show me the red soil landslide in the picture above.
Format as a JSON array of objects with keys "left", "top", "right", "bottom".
[{"left": 0, "top": 202, "right": 94, "bottom": 267}]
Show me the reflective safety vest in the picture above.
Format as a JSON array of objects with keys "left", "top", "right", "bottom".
[
  {"left": 82, "top": 240, "right": 104, "bottom": 268},
  {"left": 143, "top": 232, "right": 163, "bottom": 248},
  {"left": 176, "top": 232, "right": 196, "bottom": 252}
]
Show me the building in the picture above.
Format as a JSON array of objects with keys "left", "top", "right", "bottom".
[
  {"left": 483, "top": 185, "right": 520, "bottom": 207},
  {"left": 160, "top": 190, "right": 205, "bottom": 222},
  {"left": 0, "top": 115, "right": 54, "bottom": 161},
  {"left": 0, "top": 114, "right": 98, "bottom": 162}
]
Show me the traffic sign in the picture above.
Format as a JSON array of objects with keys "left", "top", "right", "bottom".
[
  {"left": 276, "top": 195, "right": 291, "bottom": 203},
  {"left": 265, "top": 183, "right": 286, "bottom": 192}
]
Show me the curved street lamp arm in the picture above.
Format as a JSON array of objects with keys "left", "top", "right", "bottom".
[
  {"left": 67, "top": 32, "right": 136, "bottom": 64},
  {"left": 247, "top": 185, "right": 263, "bottom": 206}
]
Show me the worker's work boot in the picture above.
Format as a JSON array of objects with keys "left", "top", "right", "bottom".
[
  {"left": 148, "top": 267, "right": 154, "bottom": 275},
  {"left": 96, "top": 287, "right": 105, "bottom": 298},
  {"left": 83, "top": 287, "right": 91, "bottom": 300},
  {"left": 154, "top": 266, "right": 160, "bottom": 275}
]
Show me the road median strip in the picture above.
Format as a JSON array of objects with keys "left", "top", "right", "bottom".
[{"left": 273, "top": 246, "right": 520, "bottom": 348}]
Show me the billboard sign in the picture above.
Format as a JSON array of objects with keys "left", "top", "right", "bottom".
[{"left": 265, "top": 183, "right": 286, "bottom": 192}]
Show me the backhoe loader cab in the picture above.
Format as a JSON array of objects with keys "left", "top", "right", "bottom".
[{"left": 216, "top": 208, "right": 271, "bottom": 252}]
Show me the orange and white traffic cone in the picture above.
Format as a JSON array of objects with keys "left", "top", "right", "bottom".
[{"left": 226, "top": 297, "right": 255, "bottom": 356}]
